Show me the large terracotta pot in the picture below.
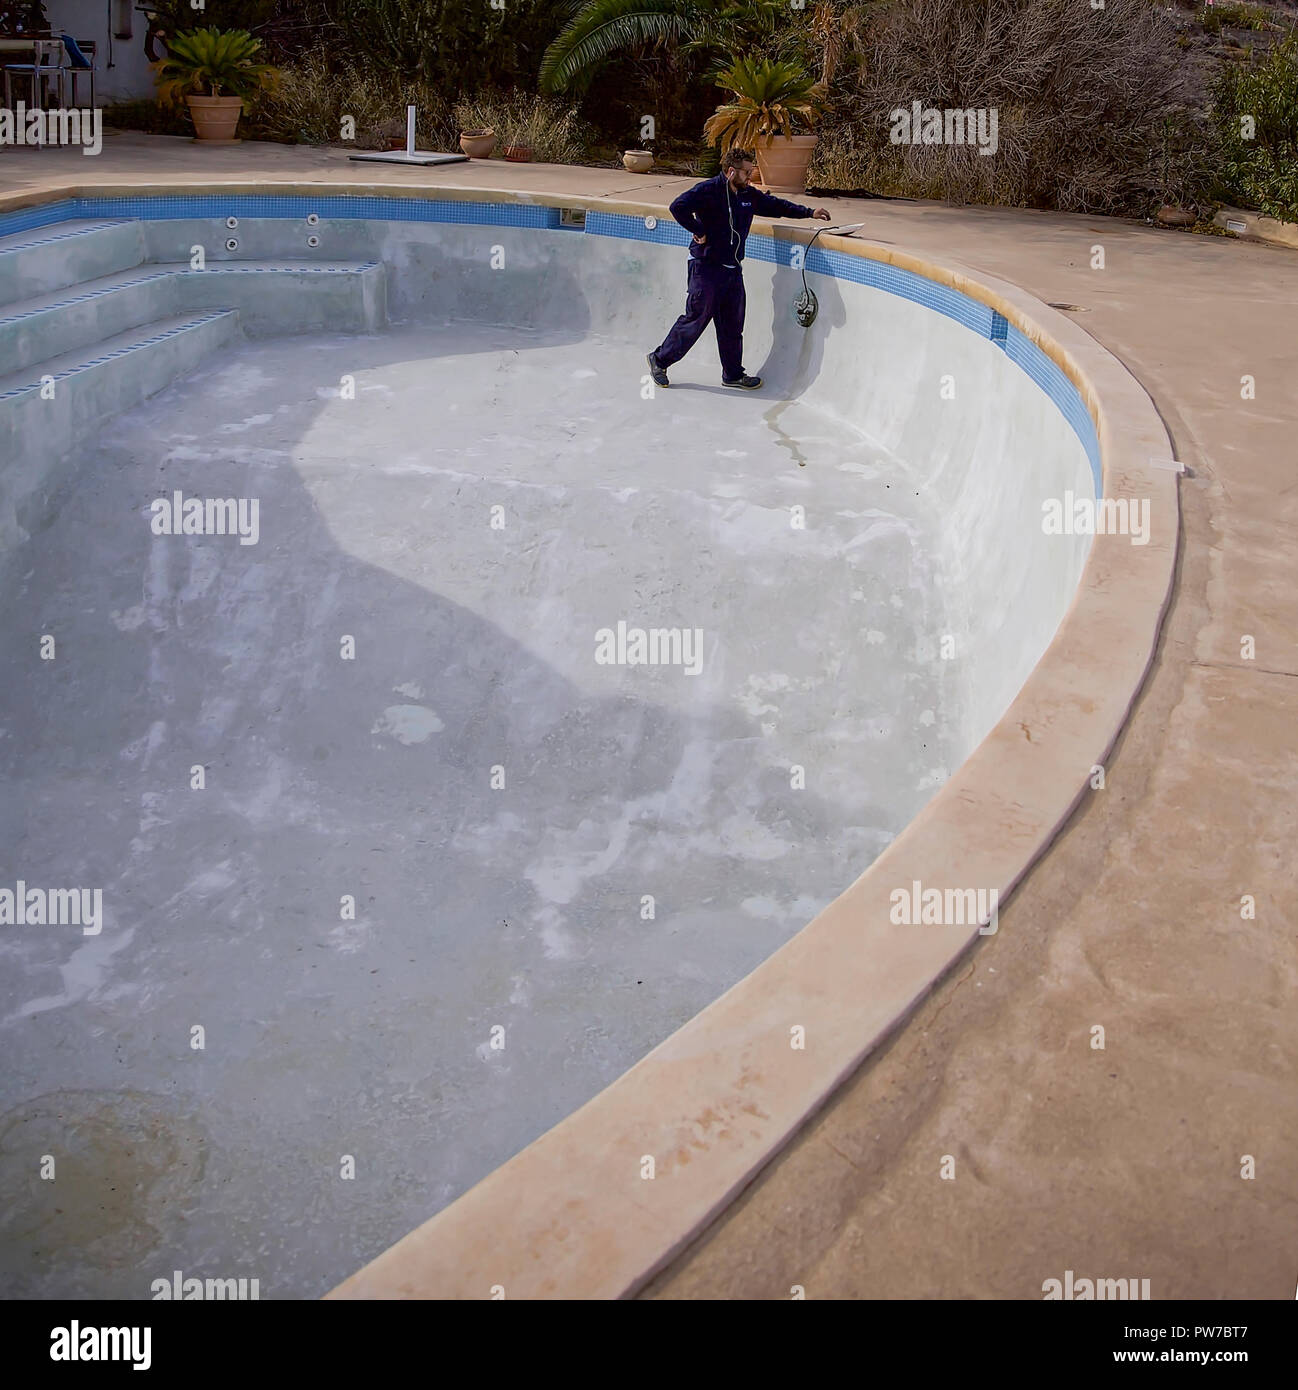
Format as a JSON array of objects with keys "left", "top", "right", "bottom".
[
  {"left": 186, "top": 94, "right": 244, "bottom": 144},
  {"left": 755, "top": 134, "right": 818, "bottom": 195},
  {"left": 460, "top": 129, "right": 496, "bottom": 158},
  {"left": 623, "top": 149, "right": 653, "bottom": 173}
]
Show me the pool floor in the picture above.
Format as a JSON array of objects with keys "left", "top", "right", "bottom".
[{"left": 0, "top": 323, "right": 954, "bottom": 1296}]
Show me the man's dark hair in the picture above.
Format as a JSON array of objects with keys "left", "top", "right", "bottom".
[{"left": 721, "top": 147, "right": 756, "bottom": 171}]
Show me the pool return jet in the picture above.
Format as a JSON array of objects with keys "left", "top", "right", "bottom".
[
  {"left": 793, "top": 223, "right": 865, "bottom": 326},
  {"left": 349, "top": 105, "right": 469, "bottom": 167}
]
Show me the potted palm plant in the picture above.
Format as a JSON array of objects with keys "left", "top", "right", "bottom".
[
  {"left": 704, "top": 55, "right": 825, "bottom": 194},
  {"left": 154, "top": 27, "right": 278, "bottom": 143}
]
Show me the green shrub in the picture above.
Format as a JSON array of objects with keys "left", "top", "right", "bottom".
[
  {"left": 335, "top": 0, "right": 572, "bottom": 99},
  {"left": 538, "top": 0, "right": 786, "bottom": 97},
  {"left": 1211, "top": 31, "right": 1298, "bottom": 221},
  {"left": 1199, "top": 2, "right": 1271, "bottom": 36}
]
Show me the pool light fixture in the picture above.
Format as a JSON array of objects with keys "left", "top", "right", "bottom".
[{"left": 794, "top": 223, "right": 866, "bottom": 327}]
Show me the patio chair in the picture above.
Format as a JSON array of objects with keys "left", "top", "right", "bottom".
[
  {"left": 58, "top": 34, "right": 96, "bottom": 108},
  {"left": 3, "top": 37, "right": 66, "bottom": 112}
]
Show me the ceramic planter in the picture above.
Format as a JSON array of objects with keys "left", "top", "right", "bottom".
[
  {"left": 186, "top": 94, "right": 244, "bottom": 144},
  {"left": 623, "top": 150, "right": 654, "bottom": 173},
  {"left": 755, "top": 134, "right": 818, "bottom": 195},
  {"left": 503, "top": 145, "right": 533, "bottom": 162},
  {"left": 460, "top": 129, "right": 497, "bottom": 158}
]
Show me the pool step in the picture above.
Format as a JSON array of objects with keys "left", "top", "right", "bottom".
[
  {"left": 0, "top": 219, "right": 147, "bottom": 309},
  {"left": 0, "top": 259, "right": 386, "bottom": 377},
  {"left": 0, "top": 310, "right": 240, "bottom": 557},
  {"left": 0, "top": 266, "right": 177, "bottom": 379},
  {"left": 172, "top": 259, "right": 386, "bottom": 336}
]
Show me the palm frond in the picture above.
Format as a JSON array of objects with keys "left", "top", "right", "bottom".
[{"left": 539, "top": 0, "right": 699, "bottom": 94}]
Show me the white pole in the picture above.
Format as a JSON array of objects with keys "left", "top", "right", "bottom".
[{"left": 406, "top": 105, "right": 416, "bottom": 156}]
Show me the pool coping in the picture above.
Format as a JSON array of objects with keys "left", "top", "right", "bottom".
[{"left": 1, "top": 180, "right": 1179, "bottom": 1299}]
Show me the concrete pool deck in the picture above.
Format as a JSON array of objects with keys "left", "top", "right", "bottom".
[{"left": 2, "top": 135, "right": 1295, "bottom": 1300}]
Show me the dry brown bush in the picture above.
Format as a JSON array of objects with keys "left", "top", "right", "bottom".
[{"left": 810, "top": 0, "right": 1195, "bottom": 212}]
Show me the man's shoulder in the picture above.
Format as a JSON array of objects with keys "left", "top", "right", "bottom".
[{"left": 672, "top": 175, "right": 720, "bottom": 205}]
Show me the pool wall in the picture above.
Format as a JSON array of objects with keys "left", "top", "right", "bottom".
[
  {"left": 0, "top": 186, "right": 1178, "bottom": 1300},
  {"left": 2, "top": 196, "right": 1095, "bottom": 762}
]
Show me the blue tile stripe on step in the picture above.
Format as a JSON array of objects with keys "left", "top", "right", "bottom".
[
  {"left": 0, "top": 263, "right": 379, "bottom": 328},
  {"left": 182, "top": 263, "right": 380, "bottom": 274},
  {"left": 0, "top": 220, "right": 133, "bottom": 257},
  {"left": 0, "top": 310, "right": 235, "bottom": 402},
  {"left": 0, "top": 270, "right": 174, "bottom": 326}
]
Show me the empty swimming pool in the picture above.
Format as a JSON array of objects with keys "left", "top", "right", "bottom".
[{"left": 0, "top": 194, "right": 1097, "bottom": 1297}]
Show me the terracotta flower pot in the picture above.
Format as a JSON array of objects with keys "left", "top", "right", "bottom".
[
  {"left": 186, "top": 94, "right": 244, "bottom": 144},
  {"left": 623, "top": 149, "right": 653, "bottom": 173},
  {"left": 503, "top": 145, "right": 533, "bottom": 162},
  {"left": 755, "top": 134, "right": 818, "bottom": 195},
  {"left": 460, "top": 129, "right": 496, "bottom": 158},
  {"left": 1156, "top": 205, "right": 1196, "bottom": 228}
]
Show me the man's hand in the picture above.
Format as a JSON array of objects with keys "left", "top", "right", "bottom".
[
  {"left": 813, "top": 208, "right": 832, "bottom": 221},
  {"left": 692, "top": 232, "right": 707, "bottom": 244}
]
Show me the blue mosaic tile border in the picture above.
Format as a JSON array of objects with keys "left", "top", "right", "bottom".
[
  {"left": 0, "top": 196, "right": 1101, "bottom": 486},
  {"left": 0, "top": 197, "right": 83, "bottom": 240},
  {"left": 585, "top": 208, "right": 690, "bottom": 248},
  {"left": 0, "top": 195, "right": 564, "bottom": 232},
  {"left": 0, "top": 309, "right": 234, "bottom": 401}
]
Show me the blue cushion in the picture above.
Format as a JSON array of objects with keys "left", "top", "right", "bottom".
[{"left": 61, "top": 34, "right": 92, "bottom": 69}]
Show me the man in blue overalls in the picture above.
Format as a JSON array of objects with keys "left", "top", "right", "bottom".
[{"left": 648, "top": 147, "right": 831, "bottom": 390}]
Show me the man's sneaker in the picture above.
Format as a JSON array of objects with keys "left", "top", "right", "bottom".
[
  {"left": 646, "top": 351, "right": 670, "bottom": 387},
  {"left": 722, "top": 373, "right": 763, "bottom": 390}
]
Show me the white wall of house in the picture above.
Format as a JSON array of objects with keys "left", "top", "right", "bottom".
[{"left": 45, "top": 0, "right": 158, "bottom": 104}]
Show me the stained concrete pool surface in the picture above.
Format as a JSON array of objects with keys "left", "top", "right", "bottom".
[{"left": 0, "top": 322, "right": 952, "bottom": 1297}]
